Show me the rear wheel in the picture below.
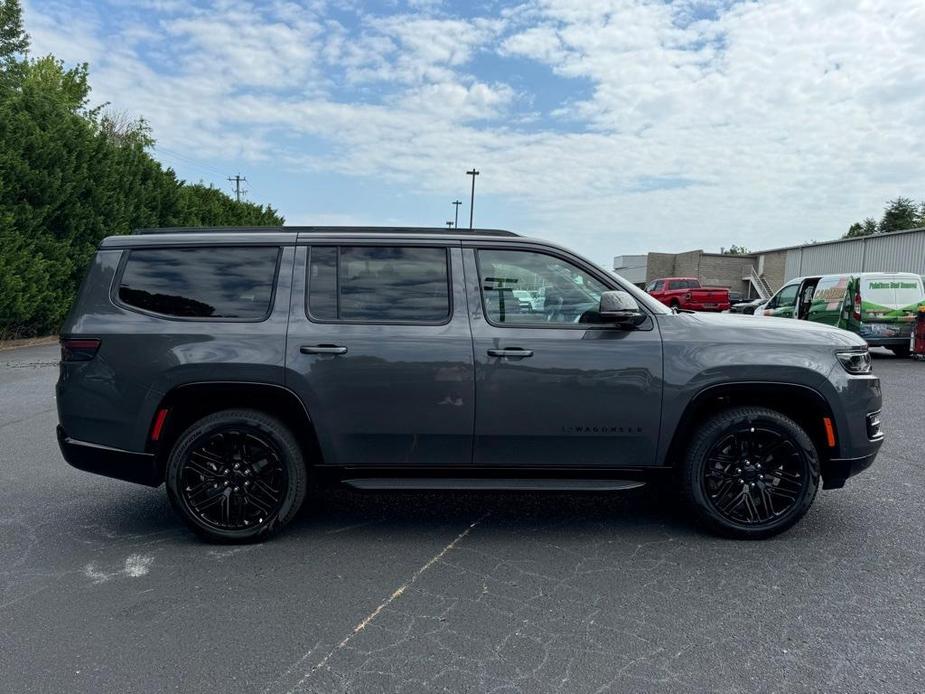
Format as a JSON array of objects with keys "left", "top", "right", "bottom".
[
  {"left": 890, "top": 344, "right": 911, "bottom": 358},
  {"left": 680, "top": 407, "right": 819, "bottom": 539},
  {"left": 166, "top": 409, "right": 307, "bottom": 543}
]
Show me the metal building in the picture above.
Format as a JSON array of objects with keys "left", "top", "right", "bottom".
[
  {"left": 779, "top": 227, "right": 925, "bottom": 281},
  {"left": 615, "top": 227, "right": 925, "bottom": 298}
]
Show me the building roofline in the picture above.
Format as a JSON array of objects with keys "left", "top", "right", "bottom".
[{"left": 755, "top": 226, "right": 925, "bottom": 254}]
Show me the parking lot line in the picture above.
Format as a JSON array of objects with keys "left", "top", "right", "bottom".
[{"left": 275, "top": 512, "right": 490, "bottom": 694}]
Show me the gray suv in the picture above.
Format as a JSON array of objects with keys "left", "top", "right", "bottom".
[{"left": 56, "top": 227, "right": 883, "bottom": 542}]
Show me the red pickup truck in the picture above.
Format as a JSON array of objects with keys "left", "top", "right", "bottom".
[{"left": 645, "top": 277, "right": 730, "bottom": 311}]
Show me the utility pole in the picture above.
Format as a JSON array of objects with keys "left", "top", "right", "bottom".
[
  {"left": 452, "top": 200, "right": 462, "bottom": 229},
  {"left": 227, "top": 173, "right": 247, "bottom": 202},
  {"left": 466, "top": 169, "right": 479, "bottom": 229},
  {"left": 446, "top": 221, "right": 453, "bottom": 229}
]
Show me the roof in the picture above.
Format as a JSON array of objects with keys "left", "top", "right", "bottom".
[
  {"left": 756, "top": 226, "right": 925, "bottom": 254},
  {"left": 132, "top": 225, "right": 519, "bottom": 238}
]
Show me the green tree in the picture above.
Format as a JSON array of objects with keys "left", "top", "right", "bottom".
[
  {"left": 845, "top": 217, "right": 878, "bottom": 238},
  {"left": 722, "top": 244, "right": 750, "bottom": 255},
  {"left": 0, "top": 0, "right": 27, "bottom": 63},
  {"left": 878, "top": 197, "right": 920, "bottom": 233},
  {"left": 0, "top": 0, "right": 284, "bottom": 336}
]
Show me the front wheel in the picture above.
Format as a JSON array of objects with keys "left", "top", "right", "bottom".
[
  {"left": 166, "top": 409, "right": 307, "bottom": 543},
  {"left": 680, "top": 407, "right": 820, "bottom": 539}
]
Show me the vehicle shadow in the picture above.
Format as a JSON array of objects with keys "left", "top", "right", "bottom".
[
  {"left": 289, "top": 483, "right": 696, "bottom": 539},
  {"left": 69, "top": 481, "right": 699, "bottom": 546}
]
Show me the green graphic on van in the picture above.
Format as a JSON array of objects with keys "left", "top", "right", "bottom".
[
  {"left": 868, "top": 281, "right": 918, "bottom": 290},
  {"left": 802, "top": 274, "right": 925, "bottom": 341}
]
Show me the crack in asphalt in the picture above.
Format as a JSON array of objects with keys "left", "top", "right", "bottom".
[{"left": 266, "top": 513, "right": 490, "bottom": 694}]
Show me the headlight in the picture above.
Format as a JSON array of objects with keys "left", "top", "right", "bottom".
[{"left": 836, "top": 350, "right": 872, "bottom": 374}]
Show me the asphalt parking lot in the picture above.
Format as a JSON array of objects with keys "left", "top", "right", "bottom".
[{"left": 1, "top": 343, "right": 923, "bottom": 693}]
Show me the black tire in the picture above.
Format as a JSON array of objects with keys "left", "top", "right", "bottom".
[
  {"left": 166, "top": 409, "right": 307, "bottom": 543},
  {"left": 890, "top": 344, "right": 911, "bottom": 358},
  {"left": 670, "top": 299, "right": 680, "bottom": 310},
  {"left": 679, "top": 407, "right": 819, "bottom": 540}
]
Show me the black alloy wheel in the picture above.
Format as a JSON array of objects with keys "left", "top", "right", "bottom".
[
  {"left": 680, "top": 407, "right": 820, "bottom": 539},
  {"left": 181, "top": 429, "right": 286, "bottom": 530},
  {"left": 702, "top": 425, "right": 806, "bottom": 525},
  {"left": 166, "top": 410, "right": 307, "bottom": 542}
]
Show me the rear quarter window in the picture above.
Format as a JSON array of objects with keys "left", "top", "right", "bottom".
[{"left": 117, "top": 246, "right": 280, "bottom": 320}]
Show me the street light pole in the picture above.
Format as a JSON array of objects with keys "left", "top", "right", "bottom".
[
  {"left": 466, "top": 169, "right": 479, "bottom": 229},
  {"left": 452, "top": 200, "right": 462, "bottom": 229},
  {"left": 446, "top": 221, "right": 453, "bottom": 229}
]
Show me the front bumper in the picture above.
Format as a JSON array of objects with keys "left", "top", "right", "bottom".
[
  {"left": 865, "top": 337, "right": 910, "bottom": 348},
  {"left": 57, "top": 426, "right": 162, "bottom": 487},
  {"left": 821, "top": 447, "right": 881, "bottom": 489}
]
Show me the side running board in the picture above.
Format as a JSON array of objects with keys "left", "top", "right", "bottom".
[{"left": 341, "top": 478, "right": 646, "bottom": 492}]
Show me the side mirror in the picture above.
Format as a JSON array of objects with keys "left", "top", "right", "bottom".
[{"left": 599, "top": 290, "right": 646, "bottom": 327}]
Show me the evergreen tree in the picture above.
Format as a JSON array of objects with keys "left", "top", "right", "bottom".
[
  {"left": 0, "top": 1, "right": 283, "bottom": 336},
  {"left": 878, "top": 197, "right": 920, "bottom": 233},
  {"left": 0, "top": 0, "right": 28, "bottom": 63}
]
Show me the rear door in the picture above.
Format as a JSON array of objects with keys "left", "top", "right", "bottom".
[
  {"left": 807, "top": 275, "right": 849, "bottom": 326},
  {"left": 464, "top": 243, "right": 663, "bottom": 467},
  {"left": 285, "top": 239, "right": 474, "bottom": 466},
  {"left": 855, "top": 274, "right": 925, "bottom": 342}
]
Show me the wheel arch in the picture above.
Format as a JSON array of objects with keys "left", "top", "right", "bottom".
[
  {"left": 149, "top": 381, "right": 323, "bottom": 477},
  {"left": 662, "top": 382, "right": 839, "bottom": 468}
]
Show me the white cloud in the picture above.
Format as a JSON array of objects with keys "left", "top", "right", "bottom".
[
  {"left": 22, "top": 0, "right": 925, "bottom": 262},
  {"left": 163, "top": 4, "right": 325, "bottom": 89}
]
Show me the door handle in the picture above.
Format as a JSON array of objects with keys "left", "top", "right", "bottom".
[
  {"left": 487, "top": 348, "right": 534, "bottom": 358},
  {"left": 300, "top": 345, "right": 348, "bottom": 355}
]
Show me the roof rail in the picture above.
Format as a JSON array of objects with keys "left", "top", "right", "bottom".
[
  {"left": 133, "top": 226, "right": 519, "bottom": 237},
  {"left": 133, "top": 226, "right": 285, "bottom": 235}
]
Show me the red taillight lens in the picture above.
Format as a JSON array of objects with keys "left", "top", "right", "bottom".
[
  {"left": 60, "top": 338, "right": 101, "bottom": 361},
  {"left": 852, "top": 292, "right": 861, "bottom": 321}
]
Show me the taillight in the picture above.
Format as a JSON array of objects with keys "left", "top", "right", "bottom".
[
  {"left": 852, "top": 292, "right": 861, "bottom": 321},
  {"left": 60, "top": 338, "right": 101, "bottom": 361}
]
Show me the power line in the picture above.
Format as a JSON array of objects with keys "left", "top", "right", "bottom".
[
  {"left": 227, "top": 173, "right": 247, "bottom": 202},
  {"left": 152, "top": 145, "right": 228, "bottom": 180},
  {"left": 466, "top": 169, "right": 479, "bottom": 229}
]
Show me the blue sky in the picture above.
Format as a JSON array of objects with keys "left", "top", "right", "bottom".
[{"left": 24, "top": 0, "right": 925, "bottom": 267}]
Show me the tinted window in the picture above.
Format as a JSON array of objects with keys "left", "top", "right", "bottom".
[
  {"left": 118, "top": 247, "right": 279, "bottom": 319},
  {"left": 308, "top": 247, "right": 338, "bottom": 320},
  {"left": 308, "top": 246, "right": 450, "bottom": 322},
  {"left": 477, "top": 249, "right": 609, "bottom": 325}
]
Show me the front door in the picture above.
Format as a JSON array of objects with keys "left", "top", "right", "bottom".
[
  {"left": 286, "top": 242, "right": 474, "bottom": 466},
  {"left": 464, "top": 245, "right": 663, "bottom": 467},
  {"left": 760, "top": 281, "right": 800, "bottom": 318}
]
